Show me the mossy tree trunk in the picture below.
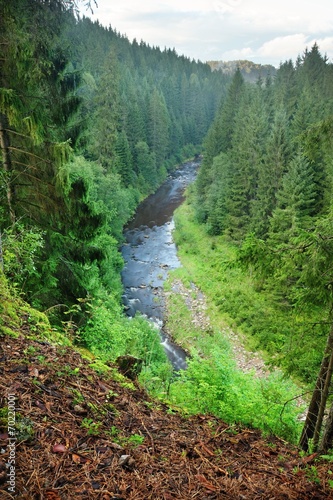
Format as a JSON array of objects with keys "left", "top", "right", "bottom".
[
  {"left": 0, "top": 113, "right": 15, "bottom": 224},
  {"left": 318, "top": 400, "right": 333, "bottom": 454},
  {"left": 299, "top": 324, "right": 333, "bottom": 451}
]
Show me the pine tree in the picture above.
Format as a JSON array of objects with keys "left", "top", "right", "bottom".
[
  {"left": 218, "top": 68, "right": 245, "bottom": 153},
  {"left": 0, "top": 1, "right": 107, "bottom": 313},
  {"left": 114, "top": 130, "right": 134, "bottom": 186},
  {"left": 205, "top": 153, "right": 232, "bottom": 234},
  {"left": 135, "top": 140, "right": 157, "bottom": 191},
  {"left": 225, "top": 85, "right": 267, "bottom": 240},
  {"left": 88, "top": 48, "right": 121, "bottom": 172},
  {"left": 251, "top": 108, "right": 291, "bottom": 238},
  {"left": 196, "top": 70, "right": 244, "bottom": 209},
  {"left": 147, "top": 88, "right": 170, "bottom": 169},
  {"left": 269, "top": 153, "right": 317, "bottom": 245}
]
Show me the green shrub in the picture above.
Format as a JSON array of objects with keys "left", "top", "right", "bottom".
[{"left": 169, "top": 343, "right": 303, "bottom": 443}]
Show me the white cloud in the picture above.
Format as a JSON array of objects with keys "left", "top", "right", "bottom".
[
  {"left": 221, "top": 47, "right": 254, "bottom": 61},
  {"left": 81, "top": 0, "right": 333, "bottom": 65},
  {"left": 257, "top": 34, "right": 308, "bottom": 62},
  {"left": 312, "top": 37, "right": 333, "bottom": 60},
  {"left": 256, "top": 34, "right": 333, "bottom": 65}
]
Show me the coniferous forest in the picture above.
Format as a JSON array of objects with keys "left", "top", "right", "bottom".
[
  {"left": 0, "top": 2, "right": 227, "bottom": 328},
  {"left": 2, "top": 0, "right": 333, "bottom": 459},
  {"left": 191, "top": 42, "right": 333, "bottom": 451}
]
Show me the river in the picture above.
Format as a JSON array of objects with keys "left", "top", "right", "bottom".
[{"left": 121, "top": 159, "right": 199, "bottom": 370}]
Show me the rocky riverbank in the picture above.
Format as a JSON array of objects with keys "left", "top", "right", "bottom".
[{"left": 164, "top": 278, "right": 268, "bottom": 378}]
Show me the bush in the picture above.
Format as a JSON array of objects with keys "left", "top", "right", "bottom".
[{"left": 169, "top": 341, "right": 303, "bottom": 443}]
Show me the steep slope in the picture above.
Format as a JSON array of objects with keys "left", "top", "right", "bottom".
[{"left": 0, "top": 282, "right": 332, "bottom": 499}]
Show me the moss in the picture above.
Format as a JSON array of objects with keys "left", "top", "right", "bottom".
[
  {"left": 0, "top": 275, "right": 72, "bottom": 347},
  {"left": 75, "top": 346, "right": 94, "bottom": 359},
  {"left": 0, "top": 325, "right": 20, "bottom": 338},
  {"left": 88, "top": 359, "right": 112, "bottom": 375}
]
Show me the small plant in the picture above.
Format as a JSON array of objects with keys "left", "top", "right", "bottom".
[
  {"left": 327, "top": 470, "right": 333, "bottom": 488},
  {"left": 320, "top": 453, "right": 333, "bottom": 462},
  {"left": 106, "top": 390, "right": 119, "bottom": 400},
  {"left": 57, "top": 365, "right": 80, "bottom": 377},
  {"left": 305, "top": 465, "right": 321, "bottom": 485},
  {"left": 16, "top": 417, "right": 34, "bottom": 442},
  {"left": 109, "top": 425, "right": 119, "bottom": 437},
  {"left": 71, "top": 389, "right": 85, "bottom": 405},
  {"left": 127, "top": 434, "right": 144, "bottom": 447},
  {"left": 24, "top": 345, "right": 37, "bottom": 356},
  {"left": 0, "top": 407, "right": 8, "bottom": 429},
  {"left": 81, "top": 418, "right": 102, "bottom": 436}
]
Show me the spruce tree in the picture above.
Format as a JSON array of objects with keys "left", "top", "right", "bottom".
[
  {"left": 225, "top": 85, "right": 267, "bottom": 240},
  {"left": 251, "top": 108, "right": 291, "bottom": 238}
]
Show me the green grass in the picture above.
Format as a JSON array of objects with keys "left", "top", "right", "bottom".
[
  {"left": 170, "top": 199, "right": 326, "bottom": 384},
  {"left": 157, "top": 198, "right": 325, "bottom": 443}
]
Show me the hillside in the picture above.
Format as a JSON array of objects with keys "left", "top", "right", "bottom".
[
  {"left": 0, "top": 282, "right": 332, "bottom": 499},
  {"left": 207, "top": 59, "right": 277, "bottom": 82}
]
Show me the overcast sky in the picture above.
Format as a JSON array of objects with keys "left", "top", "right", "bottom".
[{"left": 81, "top": 0, "right": 333, "bottom": 67}]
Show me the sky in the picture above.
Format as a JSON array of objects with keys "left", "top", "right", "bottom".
[{"left": 81, "top": 0, "right": 333, "bottom": 67}]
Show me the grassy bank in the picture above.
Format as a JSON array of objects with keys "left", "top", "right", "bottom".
[
  {"left": 161, "top": 192, "right": 319, "bottom": 443},
  {"left": 169, "top": 190, "right": 326, "bottom": 385}
]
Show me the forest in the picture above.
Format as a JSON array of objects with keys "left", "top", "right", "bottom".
[
  {"left": 1, "top": 0, "right": 333, "bottom": 456},
  {"left": 192, "top": 42, "right": 333, "bottom": 451},
  {"left": 0, "top": 0, "right": 227, "bottom": 359}
]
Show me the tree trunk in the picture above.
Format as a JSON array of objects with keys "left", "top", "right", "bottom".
[
  {"left": 0, "top": 231, "right": 3, "bottom": 273},
  {"left": 0, "top": 113, "right": 15, "bottom": 223},
  {"left": 299, "top": 323, "right": 333, "bottom": 451},
  {"left": 318, "top": 400, "right": 333, "bottom": 454},
  {"left": 313, "top": 344, "right": 333, "bottom": 450}
]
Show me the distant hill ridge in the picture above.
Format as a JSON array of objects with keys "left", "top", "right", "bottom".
[{"left": 207, "top": 59, "right": 277, "bottom": 82}]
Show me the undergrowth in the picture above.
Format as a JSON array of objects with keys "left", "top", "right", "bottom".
[
  {"left": 158, "top": 196, "right": 319, "bottom": 443},
  {"left": 172, "top": 195, "right": 326, "bottom": 384}
]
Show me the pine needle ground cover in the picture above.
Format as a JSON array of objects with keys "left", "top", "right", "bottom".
[{"left": 1, "top": 316, "right": 333, "bottom": 498}]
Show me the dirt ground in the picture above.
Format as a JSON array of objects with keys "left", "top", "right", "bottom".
[{"left": 1, "top": 327, "right": 333, "bottom": 499}]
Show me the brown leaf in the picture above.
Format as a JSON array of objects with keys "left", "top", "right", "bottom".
[
  {"left": 72, "top": 453, "right": 91, "bottom": 464},
  {"left": 45, "top": 401, "right": 52, "bottom": 412},
  {"left": 301, "top": 452, "right": 318, "bottom": 464},
  {"left": 229, "top": 437, "right": 240, "bottom": 444},
  {"left": 72, "top": 453, "right": 81, "bottom": 464},
  {"left": 97, "top": 380, "right": 110, "bottom": 393},
  {"left": 36, "top": 400, "right": 47, "bottom": 412},
  {"left": 52, "top": 444, "right": 67, "bottom": 453},
  {"left": 45, "top": 491, "right": 62, "bottom": 500},
  {"left": 195, "top": 474, "right": 218, "bottom": 491},
  {"left": 199, "top": 441, "right": 215, "bottom": 456},
  {"left": 73, "top": 404, "right": 87, "bottom": 415}
]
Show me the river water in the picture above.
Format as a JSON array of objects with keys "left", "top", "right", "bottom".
[{"left": 121, "top": 159, "right": 199, "bottom": 370}]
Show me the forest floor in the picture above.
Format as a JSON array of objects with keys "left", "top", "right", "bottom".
[{"left": 1, "top": 312, "right": 333, "bottom": 499}]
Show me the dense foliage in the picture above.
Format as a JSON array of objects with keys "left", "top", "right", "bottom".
[
  {"left": 195, "top": 45, "right": 333, "bottom": 370},
  {"left": 2, "top": 0, "right": 333, "bottom": 448},
  {"left": 0, "top": 0, "right": 227, "bottom": 339},
  {"left": 193, "top": 44, "right": 333, "bottom": 450}
]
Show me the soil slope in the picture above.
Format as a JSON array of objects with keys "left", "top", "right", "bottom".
[{"left": 0, "top": 303, "right": 332, "bottom": 498}]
